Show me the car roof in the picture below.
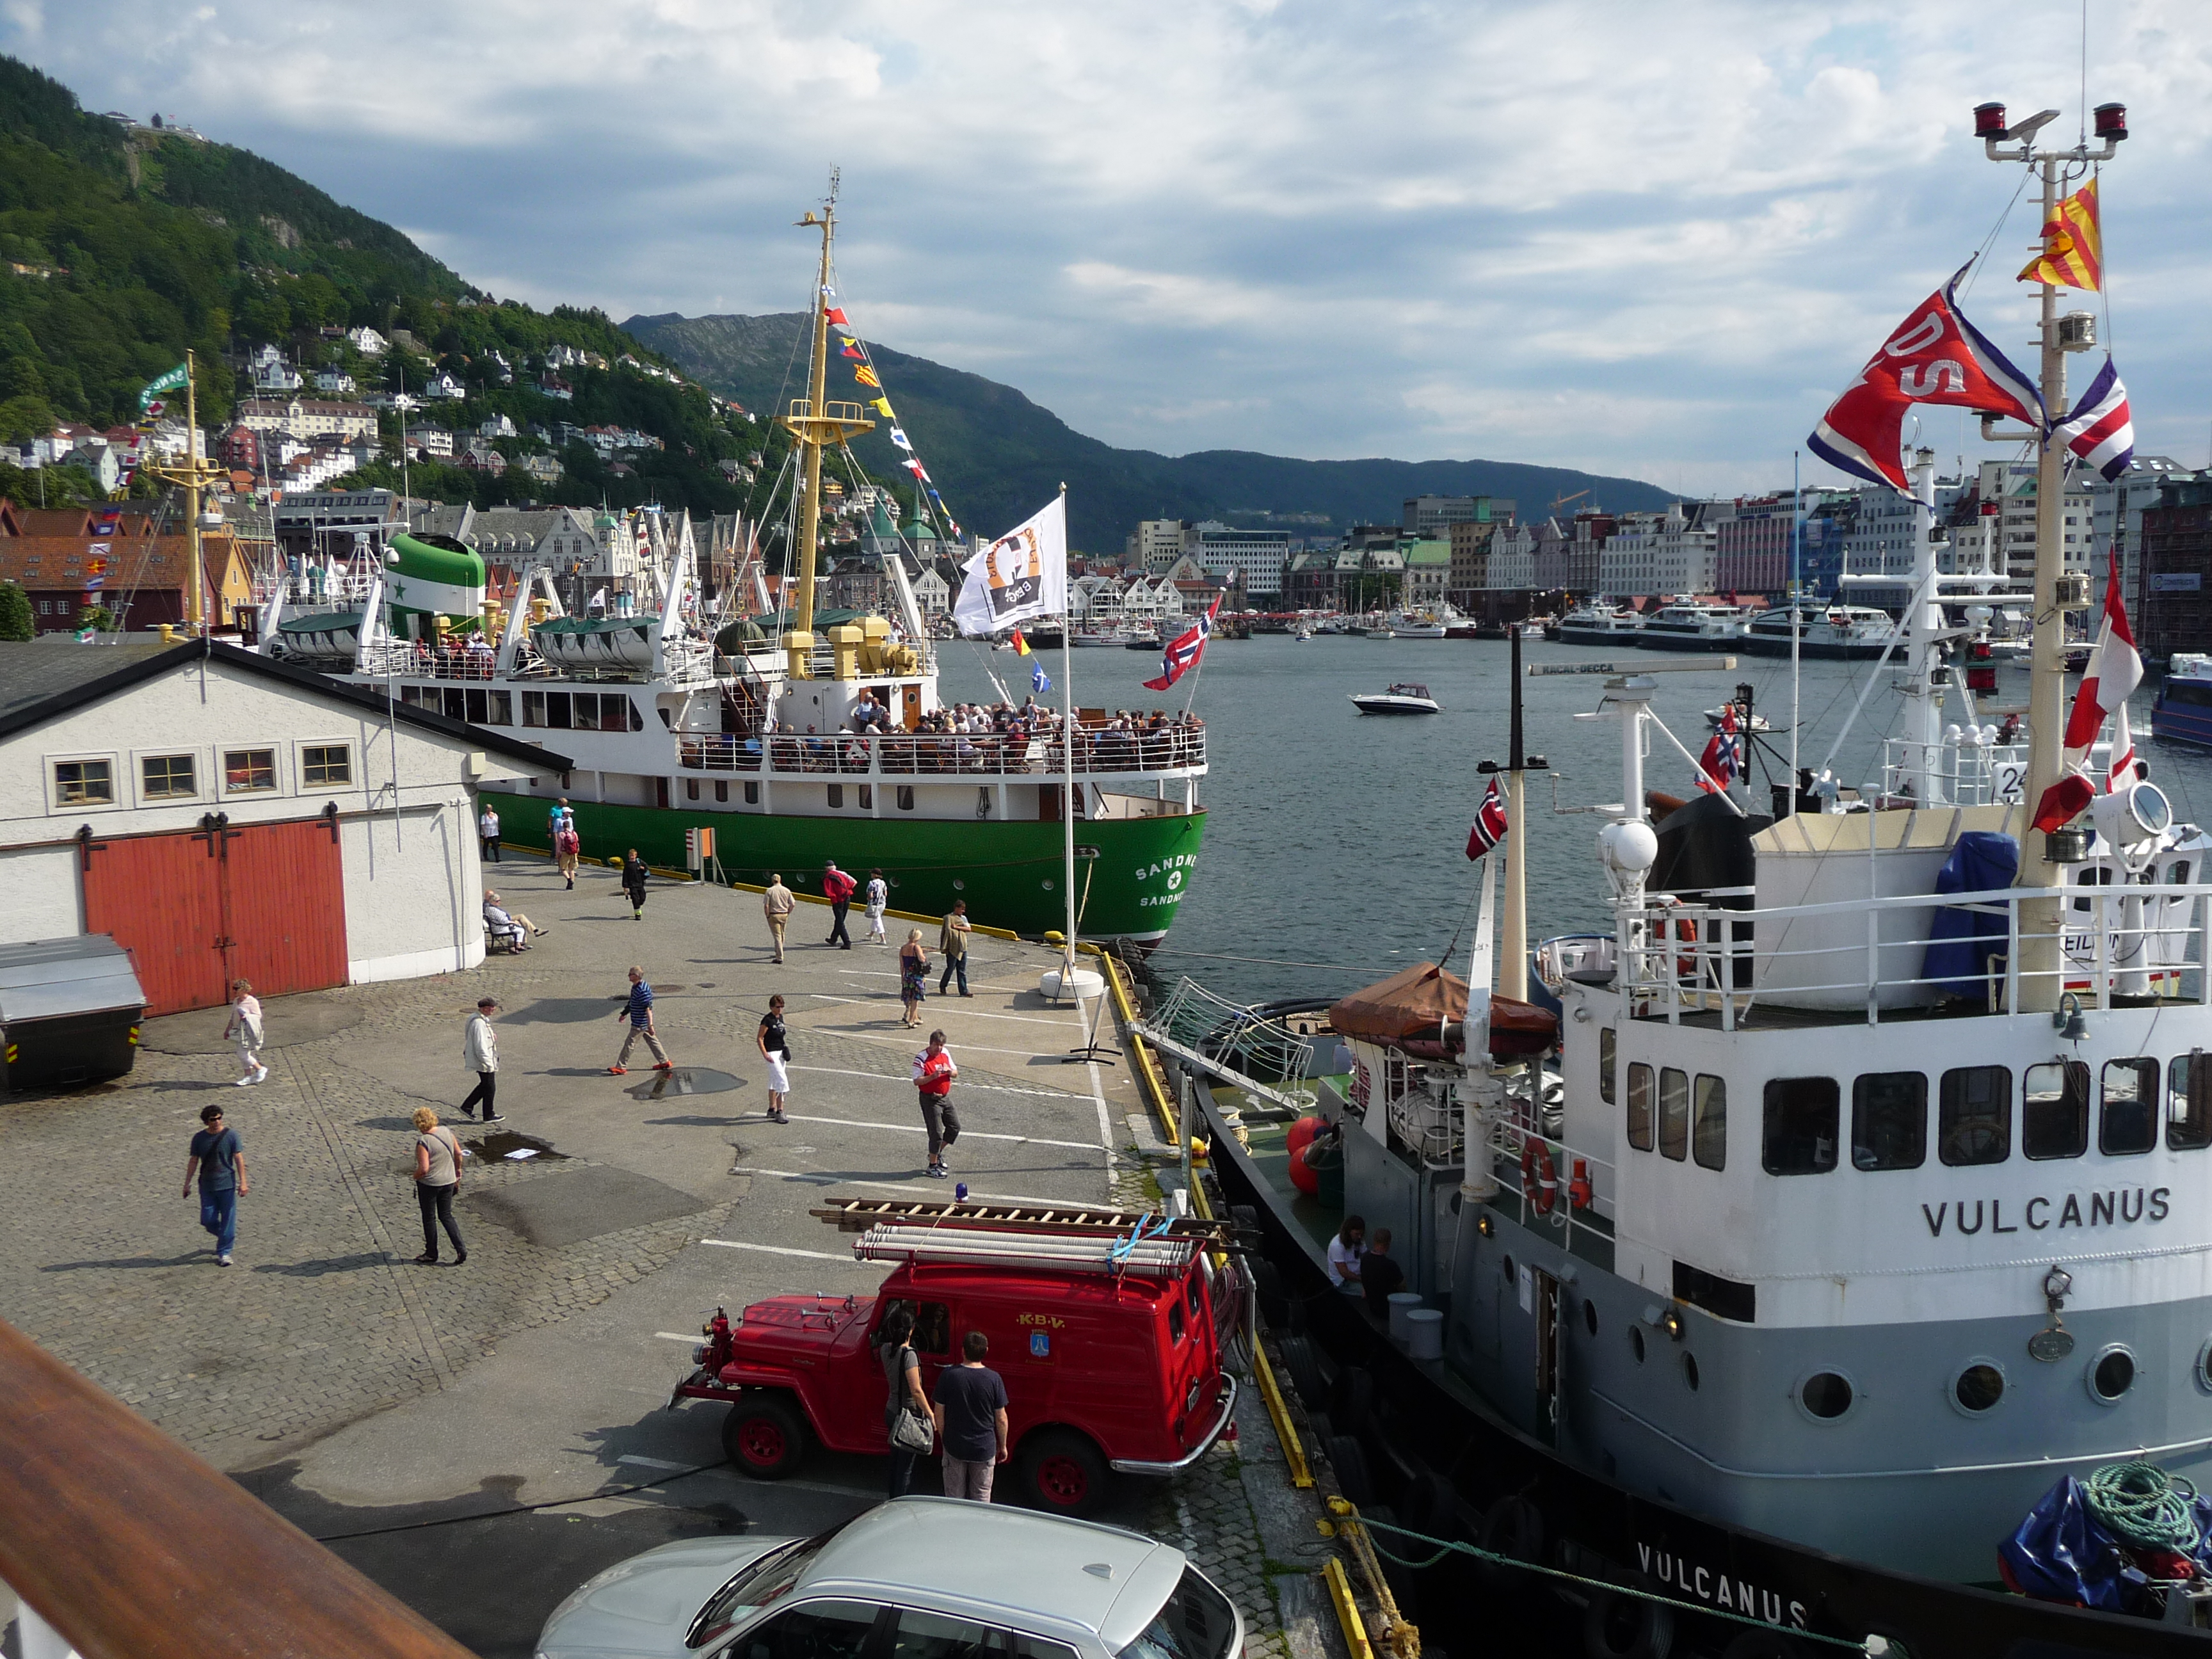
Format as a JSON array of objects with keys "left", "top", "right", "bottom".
[{"left": 796, "top": 1498, "right": 1183, "bottom": 1645}]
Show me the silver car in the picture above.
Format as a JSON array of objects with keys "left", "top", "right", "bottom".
[{"left": 536, "top": 1496, "right": 1246, "bottom": 1659}]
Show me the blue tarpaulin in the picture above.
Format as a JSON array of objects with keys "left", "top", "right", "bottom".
[
  {"left": 1922, "top": 831, "right": 2019, "bottom": 1000},
  {"left": 2002, "top": 1474, "right": 2212, "bottom": 1610}
]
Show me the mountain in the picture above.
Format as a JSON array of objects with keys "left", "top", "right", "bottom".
[
  {"left": 0, "top": 55, "right": 746, "bottom": 517},
  {"left": 623, "top": 310, "right": 1676, "bottom": 550}
]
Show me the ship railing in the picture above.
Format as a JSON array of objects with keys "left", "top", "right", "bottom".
[
  {"left": 662, "top": 637, "right": 717, "bottom": 687},
  {"left": 353, "top": 642, "right": 501, "bottom": 680},
  {"left": 1623, "top": 879, "right": 2211, "bottom": 1029},
  {"left": 1491, "top": 1115, "right": 1617, "bottom": 1247},
  {"left": 1879, "top": 737, "right": 2030, "bottom": 808},
  {"left": 675, "top": 726, "right": 1208, "bottom": 779}
]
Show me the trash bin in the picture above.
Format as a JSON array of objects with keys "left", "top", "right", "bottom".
[{"left": 0, "top": 936, "right": 146, "bottom": 1093}]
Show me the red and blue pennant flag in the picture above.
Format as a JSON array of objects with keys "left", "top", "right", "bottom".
[
  {"left": 1464, "top": 775, "right": 1509, "bottom": 860},
  {"left": 1143, "top": 597, "right": 1220, "bottom": 691},
  {"left": 840, "top": 340, "right": 865, "bottom": 360},
  {"left": 1809, "top": 264, "right": 2040, "bottom": 493},
  {"left": 1697, "top": 705, "right": 1743, "bottom": 794},
  {"left": 2054, "top": 357, "right": 2135, "bottom": 482}
]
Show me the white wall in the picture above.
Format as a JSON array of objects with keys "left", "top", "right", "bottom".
[
  {"left": 343, "top": 799, "right": 484, "bottom": 981},
  {"left": 0, "top": 844, "right": 83, "bottom": 942}
]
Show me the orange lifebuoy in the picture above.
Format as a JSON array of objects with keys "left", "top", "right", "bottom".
[{"left": 1521, "top": 1140, "right": 1559, "bottom": 1215}]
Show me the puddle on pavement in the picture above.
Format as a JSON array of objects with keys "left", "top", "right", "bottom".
[
  {"left": 625, "top": 1067, "right": 741, "bottom": 1101},
  {"left": 465, "top": 1129, "right": 569, "bottom": 1162}
]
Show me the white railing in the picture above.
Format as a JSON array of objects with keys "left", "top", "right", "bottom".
[
  {"left": 1624, "top": 880, "right": 2211, "bottom": 1029},
  {"left": 1879, "top": 737, "right": 2029, "bottom": 807},
  {"left": 676, "top": 725, "right": 1208, "bottom": 780},
  {"left": 1493, "top": 1116, "right": 1618, "bottom": 1252},
  {"left": 356, "top": 642, "right": 501, "bottom": 680}
]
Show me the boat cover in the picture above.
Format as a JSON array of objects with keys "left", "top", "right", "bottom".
[
  {"left": 1921, "top": 831, "right": 2019, "bottom": 999},
  {"left": 2000, "top": 1473, "right": 2212, "bottom": 1612},
  {"left": 1328, "top": 962, "right": 1557, "bottom": 1061}
]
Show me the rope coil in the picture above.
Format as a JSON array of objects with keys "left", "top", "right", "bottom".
[{"left": 2083, "top": 1460, "right": 2204, "bottom": 1552}]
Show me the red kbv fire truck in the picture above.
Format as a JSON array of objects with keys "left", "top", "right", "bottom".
[{"left": 669, "top": 1198, "right": 1245, "bottom": 1515}]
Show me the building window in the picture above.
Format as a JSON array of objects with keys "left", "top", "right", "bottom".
[
  {"left": 301, "top": 744, "right": 351, "bottom": 787},
  {"left": 223, "top": 748, "right": 278, "bottom": 794},
  {"left": 53, "top": 757, "right": 113, "bottom": 806},
  {"left": 140, "top": 753, "right": 197, "bottom": 800},
  {"left": 1852, "top": 1072, "right": 1927, "bottom": 1169}
]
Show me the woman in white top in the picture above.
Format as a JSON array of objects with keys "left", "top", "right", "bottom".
[
  {"left": 1327, "top": 1214, "right": 1366, "bottom": 1292},
  {"left": 864, "top": 869, "right": 889, "bottom": 944}
]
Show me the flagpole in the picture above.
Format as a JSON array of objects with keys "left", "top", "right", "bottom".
[
  {"left": 1058, "top": 484, "right": 1078, "bottom": 988},
  {"left": 185, "top": 350, "right": 203, "bottom": 637},
  {"left": 1501, "top": 623, "right": 1528, "bottom": 1002},
  {"left": 1790, "top": 449, "right": 1801, "bottom": 810}
]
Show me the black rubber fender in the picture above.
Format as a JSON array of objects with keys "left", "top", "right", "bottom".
[
  {"left": 1583, "top": 1588, "right": 1675, "bottom": 1659},
  {"left": 1475, "top": 1493, "right": 1545, "bottom": 1590}
]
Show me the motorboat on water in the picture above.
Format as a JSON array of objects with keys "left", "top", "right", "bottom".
[
  {"left": 1365, "top": 626, "right": 1397, "bottom": 640},
  {"left": 1738, "top": 604, "right": 1900, "bottom": 661},
  {"left": 1349, "top": 682, "right": 1438, "bottom": 715},
  {"left": 2154, "top": 652, "right": 2212, "bottom": 748},
  {"left": 1702, "top": 703, "right": 1772, "bottom": 732},
  {"left": 1386, "top": 610, "right": 1450, "bottom": 639}
]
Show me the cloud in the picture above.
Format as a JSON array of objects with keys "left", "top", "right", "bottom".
[{"left": 11, "top": 0, "right": 2209, "bottom": 492}]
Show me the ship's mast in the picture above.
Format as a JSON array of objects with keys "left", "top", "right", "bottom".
[
  {"left": 781, "top": 171, "right": 874, "bottom": 682},
  {"left": 1976, "top": 100, "right": 2126, "bottom": 1011},
  {"left": 146, "top": 350, "right": 223, "bottom": 637}
]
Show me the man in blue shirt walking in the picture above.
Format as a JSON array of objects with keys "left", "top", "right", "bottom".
[
  {"left": 181, "top": 1103, "right": 248, "bottom": 1265},
  {"left": 609, "top": 966, "right": 673, "bottom": 1075}
]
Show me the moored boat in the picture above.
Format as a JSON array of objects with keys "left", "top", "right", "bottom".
[
  {"left": 2153, "top": 652, "right": 2212, "bottom": 748},
  {"left": 1349, "top": 682, "right": 1439, "bottom": 715}
]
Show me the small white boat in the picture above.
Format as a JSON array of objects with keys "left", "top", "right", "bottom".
[
  {"left": 1350, "top": 682, "right": 1439, "bottom": 715},
  {"left": 1703, "top": 704, "right": 1774, "bottom": 732},
  {"left": 1366, "top": 627, "right": 1397, "bottom": 640}
]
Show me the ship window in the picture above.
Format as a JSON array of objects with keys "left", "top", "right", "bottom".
[
  {"left": 827, "top": 783, "right": 844, "bottom": 808},
  {"left": 2169, "top": 1052, "right": 2212, "bottom": 1150},
  {"left": 1657, "top": 1068, "right": 1689, "bottom": 1161},
  {"left": 1598, "top": 1027, "right": 1616, "bottom": 1105},
  {"left": 465, "top": 688, "right": 488, "bottom": 723},
  {"left": 545, "top": 692, "right": 572, "bottom": 729},
  {"left": 1761, "top": 1077, "right": 1838, "bottom": 1176},
  {"left": 442, "top": 687, "right": 465, "bottom": 721},
  {"left": 1625, "top": 1063, "right": 1654, "bottom": 1152},
  {"left": 1953, "top": 1362, "right": 2005, "bottom": 1415},
  {"left": 399, "top": 684, "right": 426, "bottom": 707},
  {"left": 743, "top": 781, "right": 759, "bottom": 805},
  {"left": 1852, "top": 1072, "right": 1927, "bottom": 1170},
  {"left": 1681, "top": 1352, "right": 1700, "bottom": 1391},
  {"left": 716, "top": 780, "right": 728, "bottom": 803},
  {"left": 897, "top": 785, "right": 915, "bottom": 812},
  {"left": 2023, "top": 1061, "right": 2090, "bottom": 1160},
  {"left": 572, "top": 692, "right": 598, "bottom": 728},
  {"left": 859, "top": 785, "right": 873, "bottom": 810},
  {"left": 1583, "top": 1299, "right": 1598, "bottom": 1337},
  {"left": 2167, "top": 860, "right": 2193, "bottom": 884},
  {"left": 685, "top": 778, "right": 700, "bottom": 801},
  {"left": 1628, "top": 1326, "right": 1645, "bottom": 1364},
  {"left": 486, "top": 691, "right": 511, "bottom": 725},
  {"left": 522, "top": 691, "right": 545, "bottom": 726},
  {"left": 1938, "top": 1066, "right": 2011, "bottom": 1166},
  {"left": 1692, "top": 1076, "right": 1726, "bottom": 1171},
  {"left": 2099, "top": 1059, "right": 2159, "bottom": 1156},
  {"left": 633, "top": 701, "right": 646, "bottom": 731},
  {"left": 2089, "top": 1345, "right": 2136, "bottom": 1403},
  {"left": 1799, "top": 1372, "right": 1854, "bottom": 1420}
]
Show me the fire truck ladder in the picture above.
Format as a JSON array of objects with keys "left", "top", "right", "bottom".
[
  {"left": 851, "top": 1222, "right": 1204, "bottom": 1279},
  {"left": 810, "top": 1194, "right": 1235, "bottom": 1247}
]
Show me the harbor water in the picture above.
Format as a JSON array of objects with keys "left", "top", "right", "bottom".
[{"left": 934, "top": 632, "right": 2212, "bottom": 1007}]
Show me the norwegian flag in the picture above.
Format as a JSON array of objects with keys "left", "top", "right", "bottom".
[
  {"left": 2055, "top": 357, "right": 2136, "bottom": 483},
  {"left": 1142, "top": 597, "right": 1219, "bottom": 691},
  {"left": 2032, "top": 549, "right": 2142, "bottom": 833},
  {"left": 1809, "top": 264, "right": 2041, "bottom": 493},
  {"left": 1464, "top": 775, "right": 1509, "bottom": 860},
  {"left": 1696, "top": 705, "right": 1743, "bottom": 794}
]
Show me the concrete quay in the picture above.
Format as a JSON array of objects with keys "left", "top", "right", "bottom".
[{"left": 0, "top": 853, "right": 1346, "bottom": 1659}]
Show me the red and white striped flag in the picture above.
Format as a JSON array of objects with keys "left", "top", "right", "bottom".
[
  {"left": 1465, "top": 775, "right": 1508, "bottom": 860},
  {"left": 2032, "top": 549, "right": 2142, "bottom": 833}
]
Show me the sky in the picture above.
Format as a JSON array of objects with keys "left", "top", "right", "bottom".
[{"left": 8, "top": 0, "right": 2209, "bottom": 498}]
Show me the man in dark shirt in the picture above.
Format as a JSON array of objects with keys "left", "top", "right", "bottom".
[
  {"left": 1360, "top": 1226, "right": 1406, "bottom": 1317},
  {"left": 931, "top": 1330, "right": 1009, "bottom": 1502},
  {"left": 181, "top": 1103, "right": 248, "bottom": 1266}
]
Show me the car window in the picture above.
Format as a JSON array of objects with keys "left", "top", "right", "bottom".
[
  {"left": 1004, "top": 1636, "right": 1079, "bottom": 1659},
  {"left": 1114, "top": 1568, "right": 1236, "bottom": 1659},
  {"left": 891, "top": 1609, "right": 996, "bottom": 1659},
  {"left": 732, "top": 1600, "right": 883, "bottom": 1659},
  {"left": 878, "top": 1299, "right": 951, "bottom": 1356},
  {"left": 691, "top": 1536, "right": 839, "bottom": 1647}
]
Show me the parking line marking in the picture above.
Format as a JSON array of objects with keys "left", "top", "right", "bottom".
[
  {"left": 789, "top": 1064, "right": 1087, "bottom": 1101},
  {"left": 723, "top": 1170, "right": 1110, "bottom": 1207},
  {"left": 823, "top": 1028, "right": 1066, "bottom": 1059},
  {"left": 702, "top": 1237, "right": 852, "bottom": 1260},
  {"left": 653, "top": 1331, "right": 700, "bottom": 1343},
  {"left": 779, "top": 1111, "right": 1102, "bottom": 1152},
  {"left": 617, "top": 1454, "right": 695, "bottom": 1471}
]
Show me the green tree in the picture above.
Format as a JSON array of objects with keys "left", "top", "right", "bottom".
[
  {"left": 77, "top": 603, "right": 116, "bottom": 632},
  {"left": 0, "top": 580, "right": 32, "bottom": 640}
]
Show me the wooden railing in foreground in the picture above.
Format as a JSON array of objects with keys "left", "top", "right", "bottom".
[{"left": 0, "top": 1317, "right": 472, "bottom": 1659}]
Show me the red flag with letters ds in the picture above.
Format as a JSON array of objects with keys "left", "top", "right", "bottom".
[{"left": 1808, "top": 264, "right": 2042, "bottom": 493}]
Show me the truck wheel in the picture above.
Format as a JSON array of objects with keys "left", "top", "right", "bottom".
[
  {"left": 722, "top": 1395, "right": 806, "bottom": 1479},
  {"left": 1020, "top": 1429, "right": 1107, "bottom": 1516}
]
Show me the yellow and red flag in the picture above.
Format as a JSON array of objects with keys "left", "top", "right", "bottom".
[
  {"left": 1011, "top": 629, "right": 1031, "bottom": 656},
  {"left": 2019, "top": 177, "right": 2103, "bottom": 291}
]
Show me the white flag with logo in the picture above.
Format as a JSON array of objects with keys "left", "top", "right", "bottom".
[{"left": 953, "top": 494, "right": 1067, "bottom": 636}]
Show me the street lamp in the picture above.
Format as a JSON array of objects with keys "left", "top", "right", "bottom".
[{"left": 1973, "top": 99, "right": 2126, "bottom": 1012}]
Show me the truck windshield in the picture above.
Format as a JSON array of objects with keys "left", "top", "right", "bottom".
[
  {"left": 687, "top": 1527, "right": 845, "bottom": 1648},
  {"left": 1114, "top": 1568, "right": 1237, "bottom": 1659}
]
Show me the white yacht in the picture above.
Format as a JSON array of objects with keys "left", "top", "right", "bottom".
[
  {"left": 1635, "top": 601, "right": 1752, "bottom": 651},
  {"left": 1558, "top": 601, "right": 1646, "bottom": 645},
  {"left": 1740, "top": 604, "right": 1902, "bottom": 661}
]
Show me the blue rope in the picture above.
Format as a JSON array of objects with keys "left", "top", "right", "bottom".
[{"left": 1110, "top": 1214, "right": 1174, "bottom": 1264}]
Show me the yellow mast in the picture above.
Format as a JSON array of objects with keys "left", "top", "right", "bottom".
[
  {"left": 779, "top": 175, "right": 872, "bottom": 680},
  {"left": 147, "top": 349, "right": 224, "bottom": 637}
]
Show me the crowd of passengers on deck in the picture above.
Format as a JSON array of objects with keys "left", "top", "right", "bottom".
[{"left": 676, "top": 697, "right": 1204, "bottom": 776}]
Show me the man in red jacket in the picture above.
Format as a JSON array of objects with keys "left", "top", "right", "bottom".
[
  {"left": 822, "top": 860, "right": 856, "bottom": 950},
  {"left": 912, "top": 1030, "right": 959, "bottom": 1180}
]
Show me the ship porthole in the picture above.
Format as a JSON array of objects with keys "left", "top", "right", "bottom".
[
  {"left": 1795, "top": 1370, "right": 1856, "bottom": 1423},
  {"left": 1681, "top": 1352, "right": 1701, "bottom": 1391},
  {"left": 951, "top": 879, "right": 965, "bottom": 891},
  {"left": 1500, "top": 1254, "right": 1516, "bottom": 1286},
  {"left": 1950, "top": 1360, "right": 2007, "bottom": 1416},
  {"left": 2195, "top": 1335, "right": 2212, "bottom": 1395},
  {"left": 1583, "top": 1299, "right": 1598, "bottom": 1338},
  {"left": 1628, "top": 1326, "right": 1645, "bottom": 1364},
  {"left": 2088, "top": 1344, "right": 2137, "bottom": 1404}
]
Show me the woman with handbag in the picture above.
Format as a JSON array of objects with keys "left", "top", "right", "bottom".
[
  {"left": 758, "top": 994, "right": 792, "bottom": 1125},
  {"left": 879, "top": 1306, "right": 933, "bottom": 1497},
  {"left": 897, "top": 930, "right": 930, "bottom": 1028}
]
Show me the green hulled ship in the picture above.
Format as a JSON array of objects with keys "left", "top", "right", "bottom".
[{"left": 261, "top": 198, "right": 1208, "bottom": 943}]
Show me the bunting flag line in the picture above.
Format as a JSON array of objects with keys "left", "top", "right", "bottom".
[
  {"left": 889, "top": 427, "right": 913, "bottom": 451},
  {"left": 854, "top": 365, "right": 881, "bottom": 389},
  {"left": 840, "top": 340, "right": 865, "bottom": 360},
  {"left": 2054, "top": 357, "right": 2136, "bottom": 482},
  {"left": 1143, "top": 596, "right": 1221, "bottom": 692},
  {"left": 870, "top": 398, "right": 894, "bottom": 417},
  {"left": 138, "top": 362, "right": 188, "bottom": 414},
  {"left": 2019, "top": 177, "right": 2103, "bottom": 291},
  {"left": 1464, "top": 775, "right": 1509, "bottom": 860},
  {"left": 1808, "top": 263, "right": 2042, "bottom": 493},
  {"left": 953, "top": 495, "right": 1068, "bottom": 636},
  {"left": 825, "top": 305, "right": 849, "bottom": 325},
  {"left": 2032, "top": 549, "right": 2142, "bottom": 833}
]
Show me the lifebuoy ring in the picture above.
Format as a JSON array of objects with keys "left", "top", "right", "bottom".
[
  {"left": 1521, "top": 1140, "right": 1559, "bottom": 1215},
  {"left": 1653, "top": 897, "right": 1699, "bottom": 979}
]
